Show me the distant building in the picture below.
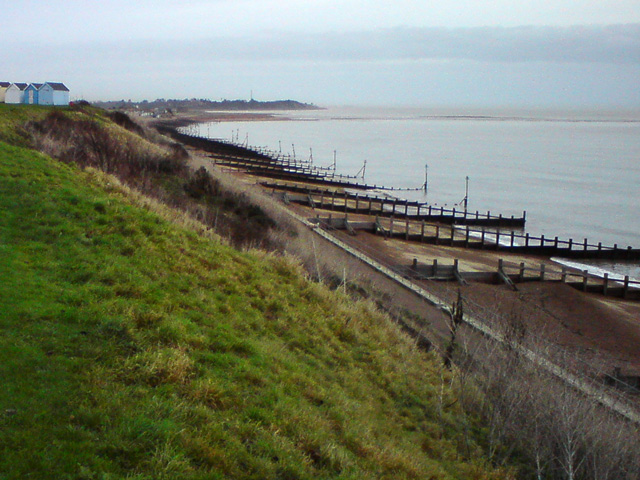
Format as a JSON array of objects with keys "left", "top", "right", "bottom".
[
  {"left": 23, "top": 83, "right": 43, "bottom": 105},
  {"left": 4, "top": 83, "right": 28, "bottom": 104},
  {"left": 38, "top": 82, "right": 70, "bottom": 106},
  {"left": 0, "top": 82, "right": 10, "bottom": 103}
]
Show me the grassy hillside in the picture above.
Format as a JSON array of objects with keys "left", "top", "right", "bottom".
[{"left": 0, "top": 107, "right": 514, "bottom": 479}]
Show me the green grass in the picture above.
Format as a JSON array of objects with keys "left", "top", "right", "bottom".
[{"left": 0, "top": 111, "right": 515, "bottom": 479}]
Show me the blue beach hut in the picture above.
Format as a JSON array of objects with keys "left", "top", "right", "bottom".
[
  {"left": 23, "top": 83, "right": 43, "bottom": 105},
  {"left": 38, "top": 82, "right": 70, "bottom": 106}
]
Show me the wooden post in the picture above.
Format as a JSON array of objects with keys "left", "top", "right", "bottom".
[
  {"left": 465, "top": 226, "right": 470, "bottom": 247},
  {"left": 584, "top": 238, "right": 588, "bottom": 251},
  {"left": 389, "top": 217, "right": 394, "bottom": 237},
  {"left": 428, "top": 205, "right": 432, "bottom": 216},
  {"left": 582, "top": 270, "right": 588, "bottom": 291},
  {"left": 405, "top": 219, "right": 410, "bottom": 240},
  {"left": 435, "top": 225, "right": 440, "bottom": 245},
  {"left": 481, "top": 229, "right": 486, "bottom": 249},
  {"left": 368, "top": 198, "right": 373, "bottom": 215},
  {"left": 344, "top": 191, "right": 348, "bottom": 212},
  {"left": 420, "top": 221, "right": 425, "bottom": 242},
  {"left": 623, "top": 276, "right": 630, "bottom": 299},
  {"left": 405, "top": 200, "right": 409, "bottom": 216},
  {"left": 355, "top": 194, "right": 359, "bottom": 212},
  {"left": 433, "top": 259, "right": 438, "bottom": 277},
  {"left": 561, "top": 267, "right": 567, "bottom": 282},
  {"left": 519, "top": 262, "right": 525, "bottom": 282},
  {"left": 540, "top": 263, "right": 545, "bottom": 281},
  {"left": 525, "top": 233, "right": 530, "bottom": 247},
  {"left": 603, "top": 273, "right": 608, "bottom": 296},
  {"left": 449, "top": 227, "right": 455, "bottom": 246},
  {"left": 568, "top": 238, "right": 573, "bottom": 250},
  {"left": 331, "top": 190, "right": 336, "bottom": 212},
  {"left": 510, "top": 231, "right": 515, "bottom": 247},
  {"left": 412, "top": 258, "right": 418, "bottom": 273},
  {"left": 541, "top": 234, "right": 545, "bottom": 248},
  {"left": 496, "top": 231, "right": 501, "bottom": 250},
  {"left": 554, "top": 236, "right": 559, "bottom": 248}
]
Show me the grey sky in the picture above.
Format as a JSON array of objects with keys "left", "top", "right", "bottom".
[{"left": 3, "top": 1, "right": 640, "bottom": 106}]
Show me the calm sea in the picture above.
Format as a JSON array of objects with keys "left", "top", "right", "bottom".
[{"left": 188, "top": 106, "right": 640, "bottom": 278}]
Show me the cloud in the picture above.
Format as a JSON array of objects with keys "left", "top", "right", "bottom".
[
  {"left": 211, "top": 24, "right": 640, "bottom": 64},
  {"left": 7, "top": 24, "right": 640, "bottom": 67}
]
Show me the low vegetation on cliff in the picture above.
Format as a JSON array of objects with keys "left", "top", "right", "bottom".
[{"left": 0, "top": 105, "right": 513, "bottom": 478}]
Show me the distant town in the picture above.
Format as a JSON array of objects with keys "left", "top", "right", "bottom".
[
  {"left": 93, "top": 98, "right": 320, "bottom": 116},
  {"left": 0, "top": 82, "right": 70, "bottom": 106}
]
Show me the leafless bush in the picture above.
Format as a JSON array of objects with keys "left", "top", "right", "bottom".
[{"left": 449, "top": 310, "right": 640, "bottom": 480}]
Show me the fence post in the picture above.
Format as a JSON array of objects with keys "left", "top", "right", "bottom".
[
  {"left": 435, "top": 225, "right": 440, "bottom": 245},
  {"left": 584, "top": 238, "right": 588, "bottom": 251},
  {"left": 561, "top": 266, "right": 567, "bottom": 282},
  {"left": 540, "top": 264, "right": 545, "bottom": 281},
  {"left": 603, "top": 273, "right": 608, "bottom": 296},
  {"left": 582, "top": 270, "right": 588, "bottom": 292},
  {"left": 465, "top": 226, "right": 470, "bottom": 247},
  {"left": 481, "top": 229, "right": 486, "bottom": 249},
  {"left": 449, "top": 226, "right": 455, "bottom": 246},
  {"left": 421, "top": 220, "right": 425, "bottom": 243},
  {"left": 568, "top": 238, "right": 573, "bottom": 251},
  {"left": 496, "top": 231, "right": 501, "bottom": 250},
  {"left": 510, "top": 231, "right": 515, "bottom": 247},
  {"left": 390, "top": 217, "right": 394, "bottom": 237},
  {"left": 525, "top": 233, "right": 530, "bottom": 248},
  {"left": 433, "top": 259, "right": 438, "bottom": 277},
  {"left": 519, "top": 262, "right": 525, "bottom": 282},
  {"left": 405, "top": 219, "right": 410, "bottom": 240}
]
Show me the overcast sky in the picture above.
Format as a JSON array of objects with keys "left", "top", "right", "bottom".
[{"left": 3, "top": 0, "right": 640, "bottom": 107}]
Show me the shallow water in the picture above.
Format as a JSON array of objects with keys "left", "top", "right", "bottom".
[{"left": 188, "top": 106, "right": 640, "bottom": 278}]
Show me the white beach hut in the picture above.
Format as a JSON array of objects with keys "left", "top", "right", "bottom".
[
  {"left": 39, "top": 82, "right": 70, "bottom": 106},
  {"left": 4, "top": 83, "right": 28, "bottom": 104},
  {"left": 0, "top": 82, "right": 10, "bottom": 103}
]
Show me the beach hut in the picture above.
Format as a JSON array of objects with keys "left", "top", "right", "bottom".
[
  {"left": 23, "top": 83, "right": 43, "bottom": 105},
  {"left": 0, "top": 82, "right": 10, "bottom": 103},
  {"left": 5, "top": 83, "right": 28, "bottom": 104},
  {"left": 39, "top": 82, "right": 70, "bottom": 106}
]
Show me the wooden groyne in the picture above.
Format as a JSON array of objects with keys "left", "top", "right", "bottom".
[
  {"left": 393, "top": 258, "right": 640, "bottom": 300},
  {"left": 312, "top": 215, "right": 640, "bottom": 261},
  {"left": 277, "top": 186, "right": 526, "bottom": 227}
]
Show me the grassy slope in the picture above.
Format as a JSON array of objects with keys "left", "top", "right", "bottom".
[{"left": 0, "top": 108, "right": 512, "bottom": 479}]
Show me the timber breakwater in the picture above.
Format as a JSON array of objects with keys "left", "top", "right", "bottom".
[{"left": 157, "top": 125, "right": 640, "bottom": 265}]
